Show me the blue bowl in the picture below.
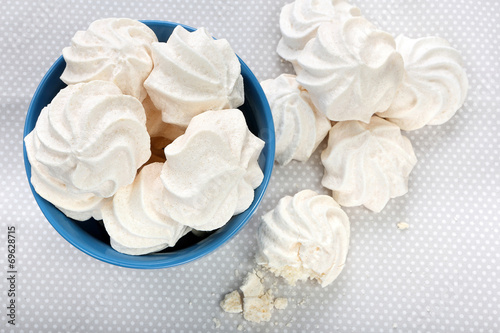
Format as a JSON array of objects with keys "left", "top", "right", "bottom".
[{"left": 23, "top": 20, "right": 275, "bottom": 269}]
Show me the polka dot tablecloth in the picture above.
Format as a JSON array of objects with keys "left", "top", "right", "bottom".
[{"left": 1, "top": 0, "right": 499, "bottom": 332}]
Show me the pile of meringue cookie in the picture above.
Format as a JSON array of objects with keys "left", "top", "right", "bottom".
[
  {"left": 25, "top": 18, "right": 265, "bottom": 255},
  {"left": 220, "top": 0, "right": 468, "bottom": 323}
]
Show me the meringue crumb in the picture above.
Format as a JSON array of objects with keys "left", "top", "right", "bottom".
[
  {"left": 213, "top": 318, "right": 221, "bottom": 329},
  {"left": 274, "top": 298, "right": 288, "bottom": 310},
  {"left": 393, "top": 323, "right": 398, "bottom": 329},
  {"left": 255, "top": 269, "right": 266, "bottom": 279},
  {"left": 237, "top": 324, "right": 244, "bottom": 331},
  {"left": 397, "top": 222, "right": 410, "bottom": 230},
  {"left": 243, "top": 290, "right": 274, "bottom": 323},
  {"left": 220, "top": 290, "right": 243, "bottom": 313},
  {"left": 235, "top": 269, "right": 240, "bottom": 277},
  {"left": 240, "top": 270, "right": 265, "bottom": 298},
  {"left": 222, "top": 270, "right": 288, "bottom": 323}
]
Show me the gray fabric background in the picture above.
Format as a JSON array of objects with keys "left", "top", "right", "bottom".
[{"left": 1, "top": 0, "right": 499, "bottom": 332}]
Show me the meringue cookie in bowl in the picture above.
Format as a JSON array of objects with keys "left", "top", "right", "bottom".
[
  {"left": 277, "top": 0, "right": 361, "bottom": 69},
  {"left": 102, "top": 163, "right": 191, "bottom": 256},
  {"left": 24, "top": 81, "right": 150, "bottom": 215},
  {"left": 260, "top": 74, "right": 331, "bottom": 165},
  {"left": 60, "top": 18, "right": 157, "bottom": 101},
  {"left": 24, "top": 129, "right": 104, "bottom": 221},
  {"left": 296, "top": 16, "right": 404, "bottom": 123},
  {"left": 256, "top": 190, "right": 350, "bottom": 287},
  {"left": 321, "top": 116, "right": 417, "bottom": 212},
  {"left": 161, "top": 109, "right": 265, "bottom": 231},
  {"left": 144, "top": 26, "right": 244, "bottom": 127},
  {"left": 378, "top": 35, "right": 469, "bottom": 131}
]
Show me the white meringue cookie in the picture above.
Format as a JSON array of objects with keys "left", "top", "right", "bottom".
[
  {"left": 25, "top": 130, "right": 104, "bottom": 221},
  {"left": 378, "top": 35, "right": 469, "bottom": 130},
  {"left": 61, "top": 18, "right": 157, "bottom": 101},
  {"left": 296, "top": 17, "right": 404, "bottom": 123},
  {"left": 144, "top": 26, "right": 244, "bottom": 127},
  {"left": 25, "top": 81, "right": 151, "bottom": 201},
  {"left": 101, "top": 163, "right": 191, "bottom": 256},
  {"left": 277, "top": 0, "right": 361, "bottom": 69},
  {"left": 321, "top": 116, "right": 417, "bottom": 212},
  {"left": 260, "top": 74, "right": 331, "bottom": 165},
  {"left": 256, "top": 190, "right": 350, "bottom": 287},
  {"left": 161, "top": 109, "right": 264, "bottom": 231}
]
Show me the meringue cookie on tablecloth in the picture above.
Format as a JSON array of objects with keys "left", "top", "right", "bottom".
[
  {"left": 144, "top": 26, "right": 244, "bottom": 128},
  {"left": 61, "top": 18, "right": 157, "bottom": 102},
  {"left": 256, "top": 190, "right": 350, "bottom": 287},
  {"left": 296, "top": 16, "right": 404, "bottom": 123},
  {"left": 321, "top": 116, "right": 417, "bottom": 212},
  {"left": 277, "top": 0, "right": 361, "bottom": 70},
  {"left": 161, "top": 109, "right": 264, "bottom": 231},
  {"left": 102, "top": 163, "right": 191, "bottom": 256},
  {"left": 25, "top": 81, "right": 150, "bottom": 205},
  {"left": 377, "top": 35, "right": 469, "bottom": 131},
  {"left": 260, "top": 74, "right": 331, "bottom": 165}
]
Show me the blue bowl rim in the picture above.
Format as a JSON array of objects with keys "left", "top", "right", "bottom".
[{"left": 22, "top": 19, "right": 275, "bottom": 269}]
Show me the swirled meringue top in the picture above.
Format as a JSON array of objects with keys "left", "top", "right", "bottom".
[
  {"left": 321, "top": 116, "right": 417, "bottom": 212},
  {"left": 144, "top": 26, "right": 244, "bottom": 128},
  {"left": 378, "top": 35, "right": 469, "bottom": 131},
  {"left": 161, "top": 109, "right": 264, "bottom": 231},
  {"left": 25, "top": 81, "right": 151, "bottom": 200},
  {"left": 296, "top": 16, "right": 404, "bottom": 123},
  {"left": 256, "top": 190, "right": 350, "bottom": 287},
  {"left": 277, "top": 0, "right": 361, "bottom": 69},
  {"left": 260, "top": 74, "right": 331, "bottom": 165},
  {"left": 25, "top": 129, "right": 104, "bottom": 221},
  {"left": 60, "top": 18, "right": 157, "bottom": 101},
  {"left": 102, "top": 163, "right": 191, "bottom": 255}
]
